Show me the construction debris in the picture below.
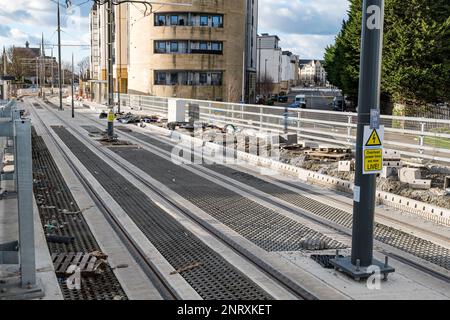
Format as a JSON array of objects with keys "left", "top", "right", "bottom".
[{"left": 170, "top": 262, "right": 202, "bottom": 275}]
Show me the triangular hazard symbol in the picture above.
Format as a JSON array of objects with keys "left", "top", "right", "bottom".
[{"left": 366, "top": 129, "right": 382, "bottom": 146}]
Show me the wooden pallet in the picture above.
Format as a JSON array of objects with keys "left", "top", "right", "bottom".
[
  {"left": 307, "top": 147, "right": 352, "bottom": 154},
  {"left": 306, "top": 151, "right": 351, "bottom": 160},
  {"left": 52, "top": 253, "right": 100, "bottom": 276}
]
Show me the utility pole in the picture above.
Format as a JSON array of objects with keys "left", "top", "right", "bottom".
[
  {"left": 117, "top": 2, "right": 122, "bottom": 114},
  {"left": 106, "top": 0, "right": 115, "bottom": 139},
  {"left": 40, "top": 33, "right": 45, "bottom": 98},
  {"left": 2, "top": 46, "right": 7, "bottom": 99},
  {"left": 57, "top": 0, "right": 63, "bottom": 110},
  {"left": 258, "top": 38, "right": 261, "bottom": 96},
  {"left": 71, "top": 52, "right": 75, "bottom": 118},
  {"left": 331, "top": 0, "right": 394, "bottom": 280},
  {"left": 51, "top": 48, "right": 54, "bottom": 94},
  {"left": 242, "top": 51, "right": 246, "bottom": 103}
]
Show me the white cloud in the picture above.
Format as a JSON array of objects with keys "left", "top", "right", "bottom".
[{"left": 259, "top": 0, "right": 349, "bottom": 59}]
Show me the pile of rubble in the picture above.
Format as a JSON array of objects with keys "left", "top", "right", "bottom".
[{"left": 280, "top": 145, "right": 450, "bottom": 210}]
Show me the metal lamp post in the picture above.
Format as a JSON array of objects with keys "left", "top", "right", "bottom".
[{"left": 330, "top": 0, "right": 395, "bottom": 281}]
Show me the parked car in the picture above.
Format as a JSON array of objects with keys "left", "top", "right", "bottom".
[
  {"left": 287, "top": 101, "right": 302, "bottom": 109},
  {"left": 265, "top": 97, "right": 275, "bottom": 106},
  {"left": 294, "top": 95, "right": 307, "bottom": 108},
  {"left": 255, "top": 95, "right": 265, "bottom": 105},
  {"left": 332, "top": 96, "right": 346, "bottom": 111},
  {"left": 277, "top": 94, "right": 289, "bottom": 103}
]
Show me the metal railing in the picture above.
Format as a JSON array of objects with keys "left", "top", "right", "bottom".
[
  {"left": 115, "top": 93, "right": 450, "bottom": 164},
  {"left": 0, "top": 100, "right": 44, "bottom": 299}
]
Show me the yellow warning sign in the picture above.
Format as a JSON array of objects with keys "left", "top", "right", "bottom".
[
  {"left": 364, "top": 149, "right": 383, "bottom": 172},
  {"left": 365, "top": 129, "right": 382, "bottom": 146}
]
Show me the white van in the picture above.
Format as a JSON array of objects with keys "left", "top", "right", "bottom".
[{"left": 295, "top": 95, "right": 307, "bottom": 108}]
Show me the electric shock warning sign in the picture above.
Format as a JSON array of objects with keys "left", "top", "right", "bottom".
[{"left": 363, "top": 126, "right": 384, "bottom": 175}]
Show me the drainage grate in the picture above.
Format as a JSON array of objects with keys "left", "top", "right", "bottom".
[
  {"left": 53, "top": 126, "right": 272, "bottom": 300},
  {"left": 206, "top": 165, "right": 450, "bottom": 271},
  {"left": 117, "top": 130, "right": 450, "bottom": 271},
  {"left": 32, "top": 129, "right": 127, "bottom": 300},
  {"left": 310, "top": 255, "right": 344, "bottom": 269},
  {"left": 107, "top": 142, "right": 346, "bottom": 252}
]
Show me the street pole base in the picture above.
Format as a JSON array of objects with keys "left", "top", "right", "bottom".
[
  {"left": 0, "top": 276, "right": 45, "bottom": 300},
  {"left": 330, "top": 256, "right": 395, "bottom": 281}
]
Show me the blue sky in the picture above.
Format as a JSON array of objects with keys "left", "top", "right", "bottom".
[{"left": 0, "top": 0, "right": 349, "bottom": 64}]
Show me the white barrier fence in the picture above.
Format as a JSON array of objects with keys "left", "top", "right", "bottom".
[{"left": 116, "top": 93, "right": 450, "bottom": 165}]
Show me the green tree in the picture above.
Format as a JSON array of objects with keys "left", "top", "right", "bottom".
[{"left": 324, "top": 0, "right": 450, "bottom": 113}]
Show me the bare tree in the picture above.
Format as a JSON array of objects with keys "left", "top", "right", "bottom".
[
  {"left": 257, "top": 75, "right": 275, "bottom": 97},
  {"left": 77, "top": 56, "right": 90, "bottom": 81}
]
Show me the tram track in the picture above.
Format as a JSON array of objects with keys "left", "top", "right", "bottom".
[
  {"left": 30, "top": 97, "right": 319, "bottom": 300},
  {"left": 67, "top": 105, "right": 450, "bottom": 282}
]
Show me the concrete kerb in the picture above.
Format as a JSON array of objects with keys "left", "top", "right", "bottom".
[{"left": 30, "top": 107, "right": 164, "bottom": 300}]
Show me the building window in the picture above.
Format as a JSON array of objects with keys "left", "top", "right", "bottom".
[
  {"left": 211, "top": 15, "right": 223, "bottom": 27},
  {"left": 155, "top": 13, "right": 223, "bottom": 28},
  {"left": 200, "top": 15, "right": 208, "bottom": 26},
  {"left": 211, "top": 73, "right": 222, "bottom": 86},
  {"left": 170, "top": 15, "right": 178, "bottom": 25},
  {"left": 170, "top": 72, "right": 178, "bottom": 85},
  {"left": 156, "top": 15, "right": 166, "bottom": 26},
  {"left": 155, "top": 41, "right": 166, "bottom": 53},
  {"left": 170, "top": 42, "right": 178, "bottom": 53},
  {"left": 199, "top": 42, "right": 208, "bottom": 50},
  {"left": 155, "top": 71, "right": 223, "bottom": 86},
  {"left": 199, "top": 73, "right": 207, "bottom": 85},
  {"left": 156, "top": 72, "right": 166, "bottom": 85},
  {"left": 211, "top": 42, "right": 221, "bottom": 51}
]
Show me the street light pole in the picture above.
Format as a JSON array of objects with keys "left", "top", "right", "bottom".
[
  {"left": 71, "top": 52, "right": 75, "bottom": 118},
  {"left": 57, "top": 0, "right": 63, "bottom": 110},
  {"left": 106, "top": 0, "right": 115, "bottom": 139},
  {"left": 330, "top": 0, "right": 394, "bottom": 280}
]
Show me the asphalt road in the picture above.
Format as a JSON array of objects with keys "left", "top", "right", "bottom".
[{"left": 271, "top": 87, "right": 342, "bottom": 111}]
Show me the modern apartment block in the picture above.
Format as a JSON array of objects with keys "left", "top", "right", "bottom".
[
  {"left": 256, "top": 34, "right": 282, "bottom": 94},
  {"left": 280, "top": 51, "right": 300, "bottom": 91},
  {"left": 89, "top": 3, "right": 129, "bottom": 103},
  {"left": 90, "top": 0, "right": 258, "bottom": 103}
]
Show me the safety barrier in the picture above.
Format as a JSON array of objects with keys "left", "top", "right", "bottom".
[
  {"left": 0, "top": 100, "right": 44, "bottom": 299},
  {"left": 115, "top": 93, "right": 450, "bottom": 165}
]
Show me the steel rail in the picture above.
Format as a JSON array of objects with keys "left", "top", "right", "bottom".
[
  {"left": 29, "top": 97, "right": 179, "bottom": 300},
  {"left": 36, "top": 98, "right": 315, "bottom": 300}
]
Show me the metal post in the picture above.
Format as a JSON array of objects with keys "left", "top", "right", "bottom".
[
  {"left": 258, "top": 38, "right": 261, "bottom": 96},
  {"left": 57, "top": 0, "right": 63, "bottom": 110},
  {"left": 419, "top": 122, "right": 425, "bottom": 154},
  {"left": 14, "top": 119, "right": 36, "bottom": 288},
  {"left": 351, "top": 0, "right": 384, "bottom": 267},
  {"left": 107, "top": 0, "right": 114, "bottom": 139},
  {"left": 330, "top": 0, "right": 394, "bottom": 280},
  {"left": 71, "top": 53, "right": 75, "bottom": 118},
  {"left": 51, "top": 48, "right": 54, "bottom": 94},
  {"left": 117, "top": 3, "right": 122, "bottom": 113}
]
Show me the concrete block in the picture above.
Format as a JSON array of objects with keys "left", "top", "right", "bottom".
[
  {"left": 399, "top": 168, "right": 421, "bottom": 183},
  {"left": 380, "top": 166, "right": 396, "bottom": 179},
  {"left": 383, "top": 160, "right": 402, "bottom": 167},
  {"left": 383, "top": 149, "right": 401, "bottom": 159},
  {"left": 303, "top": 141, "right": 320, "bottom": 148},
  {"left": 168, "top": 99, "right": 186, "bottom": 123},
  {"left": 279, "top": 134, "right": 298, "bottom": 145},
  {"left": 188, "top": 103, "right": 200, "bottom": 123},
  {"left": 410, "top": 179, "right": 432, "bottom": 190},
  {"left": 338, "top": 161, "right": 352, "bottom": 172},
  {"left": 444, "top": 176, "right": 450, "bottom": 189}
]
